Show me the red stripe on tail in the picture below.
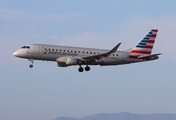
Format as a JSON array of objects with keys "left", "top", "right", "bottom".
[
  {"left": 150, "top": 34, "right": 157, "bottom": 37},
  {"left": 144, "top": 46, "right": 153, "bottom": 49},
  {"left": 148, "top": 40, "right": 155, "bottom": 43},
  {"left": 131, "top": 50, "right": 151, "bottom": 54},
  {"left": 152, "top": 29, "right": 158, "bottom": 32}
]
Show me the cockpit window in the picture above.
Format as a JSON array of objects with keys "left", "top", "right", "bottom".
[
  {"left": 26, "top": 46, "right": 30, "bottom": 49},
  {"left": 21, "top": 46, "right": 30, "bottom": 49}
]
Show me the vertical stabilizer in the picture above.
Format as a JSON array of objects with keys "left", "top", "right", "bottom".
[{"left": 129, "top": 29, "right": 158, "bottom": 58}]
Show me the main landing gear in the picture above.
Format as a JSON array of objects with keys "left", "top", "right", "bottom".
[
  {"left": 78, "top": 65, "right": 90, "bottom": 72},
  {"left": 28, "top": 59, "right": 34, "bottom": 68}
]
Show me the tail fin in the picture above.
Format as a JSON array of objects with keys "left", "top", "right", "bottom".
[{"left": 129, "top": 29, "right": 158, "bottom": 59}]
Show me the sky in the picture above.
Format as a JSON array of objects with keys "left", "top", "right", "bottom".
[{"left": 1, "top": 0, "right": 176, "bottom": 120}]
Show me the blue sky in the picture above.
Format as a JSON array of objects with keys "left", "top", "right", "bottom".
[{"left": 1, "top": 0, "right": 176, "bottom": 120}]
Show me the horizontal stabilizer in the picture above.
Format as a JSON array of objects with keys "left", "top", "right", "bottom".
[{"left": 138, "top": 53, "right": 162, "bottom": 59}]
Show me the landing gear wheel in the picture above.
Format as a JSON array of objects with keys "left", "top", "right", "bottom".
[
  {"left": 85, "top": 66, "right": 90, "bottom": 71},
  {"left": 78, "top": 67, "right": 84, "bottom": 72},
  {"left": 29, "top": 64, "right": 33, "bottom": 68}
]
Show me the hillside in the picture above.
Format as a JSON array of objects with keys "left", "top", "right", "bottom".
[{"left": 53, "top": 112, "right": 176, "bottom": 120}]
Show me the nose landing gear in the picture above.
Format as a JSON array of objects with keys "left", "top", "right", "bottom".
[
  {"left": 28, "top": 59, "right": 34, "bottom": 68},
  {"left": 29, "top": 64, "right": 33, "bottom": 68}
]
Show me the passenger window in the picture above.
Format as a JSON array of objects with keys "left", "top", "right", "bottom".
[
  {"left": 90, "top": 52, "right": 92, "bottom": 54},
  {"left": 116, "top": 54, "right": 118, "bottom": 56},
  {"left": 86, "top": 52, "right": 88, "bottom": 54},
  {"left": 56, "top": 49, "right": 58, "bottom": 51},
  {"left": 83, "top": 51, "right": 84, "bottom": 53},
  {"left": 52, "top": 49, "right": 54, "bottom": 51},
  {"left": 75, "top": 51, "right": 77, "bottom": 53},
  {"left": 78, "top": 51, "right": 80, "bottom": 53}
]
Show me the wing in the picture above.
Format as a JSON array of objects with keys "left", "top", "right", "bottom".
[{"left": 80, "top": 43, "right": 121, "bottom": 61}]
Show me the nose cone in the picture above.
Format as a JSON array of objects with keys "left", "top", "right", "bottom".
[
  {"left": 13, "top": 51, "right": 19, "bottom": 57},
  {"left": 13, "top": 51, "right": 17, "bottom": 56}
]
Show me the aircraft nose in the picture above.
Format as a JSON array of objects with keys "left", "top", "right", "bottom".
[
  {"left": 13, "top": 51, "right": 17, "bottom": 56},
  {"left": 13, "top": 51, "right": 19, "bottom": 57}
]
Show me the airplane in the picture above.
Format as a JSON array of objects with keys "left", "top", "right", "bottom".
[{"left": 13, "top": 29, "right": 161, "bottom": 72}]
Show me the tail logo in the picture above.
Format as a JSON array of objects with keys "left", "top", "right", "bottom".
[{"left": 129, "top": 29, "right": 158, "bottom": 59}]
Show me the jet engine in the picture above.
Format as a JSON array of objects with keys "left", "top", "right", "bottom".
[
  {"left": 65, "top": 57, "right": 78, "bottom": 65},
  {"left": 56, "top": 57, "right": 79, "bottom": 67}
]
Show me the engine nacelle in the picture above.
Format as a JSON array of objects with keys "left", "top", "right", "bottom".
[
  {"left": 56, "top": 57, "right": 78, "bottom": 67},
  {"left": 65, "top": 57, "right": 78, "bottom": 65}
]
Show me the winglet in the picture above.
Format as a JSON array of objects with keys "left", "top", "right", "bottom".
[
  {"left": 81, "top": 42, "right": 121, "bottom": 61},
  {"left": 108, "top": 42, "right": 121, "bottom": 55}
]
